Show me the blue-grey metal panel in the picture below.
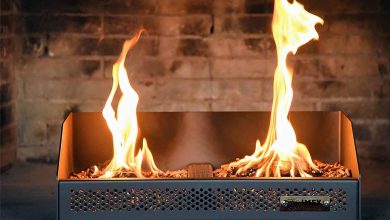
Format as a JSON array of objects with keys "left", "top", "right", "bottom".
[{"left": 59, "top": 179, "right": 359, "bottom": 220}]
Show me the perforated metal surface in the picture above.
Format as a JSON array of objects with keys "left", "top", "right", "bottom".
[{"left": 70, "top": 187, "right": 347, "bottom": 213}]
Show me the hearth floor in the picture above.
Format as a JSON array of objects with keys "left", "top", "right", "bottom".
[{"left": 0, "top": 161, "right": 389, "bottom": 220}]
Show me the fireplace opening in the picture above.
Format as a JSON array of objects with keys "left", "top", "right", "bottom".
[
  {"left": 4, "top": 0, "right": 390, "bottom": 219},
  {"left": 56, "top": 0, "right": 361, "bottom": 219}
]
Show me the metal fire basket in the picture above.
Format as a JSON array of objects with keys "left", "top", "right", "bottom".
[{"left": 57, "top": 111, "right": 361, "bottom": 220}]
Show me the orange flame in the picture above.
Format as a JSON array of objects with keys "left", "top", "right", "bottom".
[
  {"left": 229, "top": 0, "right": 324, "bottom": 177},
  {"left": 100, "top": 30, "right": 160, "bottom": 178}
]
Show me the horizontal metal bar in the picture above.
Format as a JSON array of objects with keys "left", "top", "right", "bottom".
[{"left": 58, "top": 179, "right": 359, "bottom": 220}]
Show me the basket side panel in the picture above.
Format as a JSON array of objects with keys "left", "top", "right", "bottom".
[{"left": 58, "top": 180, "right": 358, "bottom": 220}]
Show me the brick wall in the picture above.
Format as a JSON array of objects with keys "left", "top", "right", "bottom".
[
  {"left": 0, "top": 0, "right": 17, "bottom": 168},
  {"left": 14, "top": 0, "right": 389, "bottom": 162}
]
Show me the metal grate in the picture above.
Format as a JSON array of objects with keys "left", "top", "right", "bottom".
[{"left": 70, "top": 187, "right": 347, "bottom": 213}]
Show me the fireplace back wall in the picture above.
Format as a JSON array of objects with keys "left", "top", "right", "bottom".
[{"left": 11, "top": 0, "right": 389, "bottom": 164}]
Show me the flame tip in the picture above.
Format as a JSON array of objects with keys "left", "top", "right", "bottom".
[
  {"left": 101, "top": 30, "right": 160, "bottom": 178},
  {"left": 230, "top": 0, "right": 323, "bottom": 177}
]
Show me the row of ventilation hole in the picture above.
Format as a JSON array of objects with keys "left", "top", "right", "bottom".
[{"left": 70, "top": 188, "right": 347, "bottom": 212}]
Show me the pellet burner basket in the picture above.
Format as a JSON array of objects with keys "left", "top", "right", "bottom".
[{"left": 57, "top": 111, "right": 360, "bottom": 220}]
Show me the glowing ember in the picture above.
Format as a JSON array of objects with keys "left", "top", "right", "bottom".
[
  {"left": 225, "top": 0, "right": 324, "bottom": 177},
  {"left": 99, "top": 30, "right": 161, "bottom": 178}
]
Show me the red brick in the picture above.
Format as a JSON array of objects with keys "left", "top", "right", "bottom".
[
  {"left": 105, "top": 57, "right": 210, "bottom": 79},
  {"left": 377, "top": 36, "right": 390, "bottom": 58},
  {"left": 213, "top": 0, "right": 273, "bottom": 15},
  {"left": 20, "top": 58, "right": 102, "bottom": 78},
  {"left": 22, "top": 36, "right": 45, "bottom": 56},
  {"left": 158, "top": 0, "right": 212, "bottom": 15},
  {"left": 240, "top": 37, "right": 275, "bottom": 56},
  {"left": 211, "top": 79, "right": 263, "bottom": 102},
  {"left": 47, "top": 36, "right": 158, "bottom": 57},
  {"left": 0, "top": 82, "right": 15, "bottom": 103},
  {"left": 18, "top": 100, "right": 72, "bottom": 124},
  {"left": 325, "top": 14, "right": 376, "bottom": 35},
  {"left": 299, "top": 0, "right": 380, "bottom": 14},
  {"left": 105, "top": 0, "right": 157, "bottom": 14},
  {"left": 177, "top": 39, "right": 209, "bottom": 56},
  {"left": 156, "top": 79, "right": 211, "bottom": 101},
  {"left": 0, "top": 15, "right": 13, "bottom": 34},
  {"left": 211, "top": 100, "right": 268, "bottom": 111},
  {"left": 206, "top": 37, "right": 275, "bottom": 58},
  {"left": 0, "top": 61, "right": 12, "bottom": 81},
  {"left": 204, "top": 37, "right": 232, "bottom": 57},
  {"left": 166, "top": 59, "right": 210, "bottom": 78},
  {"left": 374, "top": 124, "right": 390, "bottom": 141},
  {"left": 291, "top": 58, "right": 321, "bottom": 79},
  {"left": 22, "top": 121, "right": 47, "bottom": 145},
  {"left": 379, "top": 0, "right": 390, "bottom": 11},
  {"left": 20, "top": 0, "right": 105, "bottom": 13},
  {"left": 159, "top": 38, "right": 209, "bottom": 57},
  {"left": 0, "top": 37, "right": 14, "bottom": 58},
  {"left": 264, "top": 76, "right": 382, "bottom": 101},
  {"left": 17, "top": 146, "right": 58, "bottom": 162},
  {"left": 299, "top": 35, "right": 348, "bottom": 55},
  {"left": 320, "top": 100, "right": 390, "bottom": 120},
  {"left": 104, "top": 15, "right": 212, "bottom": 37},
  {"left": 133, "top": 78, "right": 158, "bottom": 101},
  {"left": 353, "top": 124, "right": 373, "bottom": 141},
  {"left": 0, "top": 0, "right": 12, "bottom": 13},
  {"left": 214, "top": 16, "right": 235, "bottom": 34},
  {"left": 104, "top": 58, "right": 163, "bottom": 79},
  {"left": 293, "top": 77, "right": 383, "bottom": 99},
  {"left": 160, "top": 37, "right": 267, "bottom": 58},
  {"left": 214, "top": 15, "right": 272, "bottom": 35},
  {"left": 376, "top": 79, "right": 390, "bottom": 99},
  {"left": 12, "top": 0, "right": 390, "bottom": 162},
  {"left": 23, "top": 15, "right": 101, "bottom": 34},
  {"left": 46, "top": 123, "right": 62, "bottom": 146},
  {"left": 357, "top": 142, "right": 390, "bottom": 161},
  {"left": 0, "top": 103, "right": 14, "bottom": 127},
  {"left": 244, "top": 0, "right": 274, "bottom": 14},
  {"left": 0, "top": 123, "right": 16, "bottom": 145},
  {"left": 103, "top": 16, "right": 156, "bottom": 35},
  {"left": 238, "top": 15, "right": 272, "bottom": 34},
  {"left": 77, "top": 100, "right": 105, "bottom": 112},
  {"left": 211, "top": 58, "right": 274, "bottom": 78},
  {"left": 344, "top": 35, "right": 376, "bottom": 55},
  {"left": 377, "top": 62, "right": 389, "bottom": 78},
  {"left": 47, "top": 36, "right": 99, "bottom": 56},
  {"left": 162, "top": 16, "right": 212, "bottom": 37},
  {"left": 318, "top": 57, "right": 379, "bottom": 78},
  {"left": 145, "top": 100, "right": 211, "bottom": 111},
  {"left": 212, "top": 0, "right": 245, "bottom": 15},
  {"left": 158, "top": 38, "right": 182, "bottom": 58},
  {"left": 290, "top": 101, "right": 317, "bottom": 111},
  {"left": 376, "top": 13, "right": 390, "bottom": 33},
  {"left": 99, "top": 37, "right": 159, "bottom": 56},
  {"left": 23, "top": 78, "right": 111, "bottom": 100},
  {"left": 21, "top": 0, "right": 157, "bottom": 14}
]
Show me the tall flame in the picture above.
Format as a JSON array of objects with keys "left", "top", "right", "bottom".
[
  {"left": 101, "top": 30, "right": 160, "bottom": 178},
  {"left": 229, "top": 0, "right": 324, "bottom": 177}
]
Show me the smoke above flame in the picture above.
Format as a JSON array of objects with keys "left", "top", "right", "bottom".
[
  {"left": 229, "top": 0, "right": 324, "bottom": 177},
  {"left": 100, "top": 30, "right": 160, "bottom": 178}
]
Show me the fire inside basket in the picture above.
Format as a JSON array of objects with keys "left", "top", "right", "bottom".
[
  {"left": 57, "top": 112, "right": 360, "bottom": 220},
  {"left": 59, "top": 111, "right": 359, "bottom": 180},
  {"left": 57, "top": 0, "right": 361, "bottom": 219}
]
